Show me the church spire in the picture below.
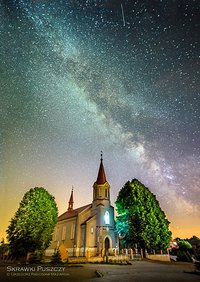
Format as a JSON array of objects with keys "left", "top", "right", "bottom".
[
  {"left": 96, "top": 152, "right": 107, "bottom": 185},
  {"left": 93, "top": 152, "right": 110, "bottom": 207},
  {"left": 68, "top": 187, "right": 74, "bottom": 211}
]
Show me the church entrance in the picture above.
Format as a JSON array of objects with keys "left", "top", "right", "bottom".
[{"left": 104, "top": 237, "right": 110, "bottom": 256}]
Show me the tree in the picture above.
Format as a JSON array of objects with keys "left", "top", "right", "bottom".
[
  {"left": 51, "top": 249, "right": 62, "bottom": 264},
  {"left": 0, "top": 238, "right": 9, "bottom": 260},
  {"left": 6, "top": 187, "right": 58, "bottom": 260},
  {"left": 115, "top": 179, "right": 172, "bottom": 257},
  {"left": 176, "top": 239, "right": 193, "bottom": 262},
  {"left": 28, "top": 249, "right": 43, "bottom": 264},
  {"left": 188, "top": 236, "right": 200, "bottom": 261},
  {"left": 177, "top": 239, "right": 192, "bottom": 252},
  {"left": 172, "top": 236, "right": 200, "bottom": 262}
]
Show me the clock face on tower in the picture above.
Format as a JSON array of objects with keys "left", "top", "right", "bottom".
[{"left": 104, "top": 211, "right": 110, "bottom": 225}]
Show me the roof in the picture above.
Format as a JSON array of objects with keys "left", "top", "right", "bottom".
[
  {"left": 58, "top": 204, "right": 91, "bottom": 221},
  {"left": 96, "top": 158, "right": 107, "bottom": 185},
  {"left": 81, "top": 215, "right": 95, "bottom": 225}
]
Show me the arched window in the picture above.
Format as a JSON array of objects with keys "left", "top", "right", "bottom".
[{"left": 104, "top": 211, "right": 110, "bottom": 225}]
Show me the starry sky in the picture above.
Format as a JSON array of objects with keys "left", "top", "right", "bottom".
[{"left": 0, "top": 0, "right": 200, "bottom": 240}]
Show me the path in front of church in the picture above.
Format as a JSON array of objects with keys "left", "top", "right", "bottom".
[
  {"left": 85, "top": 260, "right": 200, "bottom": 282},
  {"left": 0, "top": 260, "right": 199, "bottom": 282}
]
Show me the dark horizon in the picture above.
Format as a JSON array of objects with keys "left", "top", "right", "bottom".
[{"left": 0, "top": 0, "right": 199, "bottom": 240}]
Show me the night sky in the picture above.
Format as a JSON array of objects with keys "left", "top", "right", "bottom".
[{"left": 0, "top": 0, "right": 200, "bottom": 239}]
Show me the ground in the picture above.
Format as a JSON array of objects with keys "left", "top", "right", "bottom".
[{"left": 0, "top": 260, "right": 199, "bottom": 282}]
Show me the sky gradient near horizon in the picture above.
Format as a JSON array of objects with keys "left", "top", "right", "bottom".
[{"left": 0, "top": 0, "right": 200, "bottom": 240}]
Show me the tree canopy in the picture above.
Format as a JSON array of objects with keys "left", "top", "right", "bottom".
[
  {"left": 177, "top": 239, "right": 192, "bottom": 252},
  {"left": 6, "top": 187, "right": 58, "bottom": 258},
  {"left": 115, "top": 179, "right": 171, "bottom": 254},
  {"left": 173, "top": 236, "right": 200, "bottom": 262}
]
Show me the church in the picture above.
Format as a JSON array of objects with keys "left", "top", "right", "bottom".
[{"left": 47, "top": 154, "right": 118, "bottom": 258}]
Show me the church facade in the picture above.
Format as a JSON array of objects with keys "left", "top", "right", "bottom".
[{"left": 47, "top": 155, "right": 118, "bottom": 258}]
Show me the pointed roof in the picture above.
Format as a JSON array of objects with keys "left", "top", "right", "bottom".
[
  {"left": 69, "top": 188, "right": 74, "bottom": 204},
  {"left": 68, "top": 188, "right": 74, "bottom": 211},
  {"left": 96, "top": 152, "right": 107, "bottom": 185}
]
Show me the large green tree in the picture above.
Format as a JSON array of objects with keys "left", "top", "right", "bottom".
[
  {"left": 6, "top": 187, "right": 58, "bottom": 259},
  {"left": 115, "top": 179, "right": 171, "bottom": 256}
]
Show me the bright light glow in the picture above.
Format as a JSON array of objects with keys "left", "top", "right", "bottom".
[{"left": 104, "top": 211, "right": 110, "bottom": 225}]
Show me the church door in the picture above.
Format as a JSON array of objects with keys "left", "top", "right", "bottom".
[{"left": 105, "top": 237, "right": 110, "bottom": 256}]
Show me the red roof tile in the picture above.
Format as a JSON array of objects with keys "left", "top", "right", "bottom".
[{"left": 58, "top": 204, "right": 91, "bottom": 221}]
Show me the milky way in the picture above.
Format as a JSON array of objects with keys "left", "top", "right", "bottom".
[{"left": 0, "top": 0, "right": 200, "bottom": 238}]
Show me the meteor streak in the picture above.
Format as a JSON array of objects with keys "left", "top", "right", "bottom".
[{"left": 121, "top": 3, "right": 125, "bottom": 26}]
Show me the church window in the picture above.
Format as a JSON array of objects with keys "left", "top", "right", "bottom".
[
  {"left": 71, "top": 223, "right": 75, "bottom": 239},
  {"left": 91, "top": 227, "right": 94, "bottom": 234},
  {"left": 105, "top": 189, "right": 108, "bottom": 197},
  {"left": 81, "top": 225, "right": 86, "bottom": 247},
  {"left": 104, "top": 211, "right": 110, "bottom": 225},
  {"left": 62, "top": 226, "right": 66, "bottom": 241}
]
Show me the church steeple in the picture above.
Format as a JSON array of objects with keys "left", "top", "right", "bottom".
[
  {"left": 96, "top": 152, "right": 107, "bottom": 185},
  {"left": 68, "top": 188, "right": 74, "bottom": 211},
  {"left": 93, "top": 153, "right": 110, "bottom": 206}
]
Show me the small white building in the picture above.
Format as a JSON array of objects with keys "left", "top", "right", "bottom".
[{"left": 47, "top": 155, "right": 118, "bottom": 257}]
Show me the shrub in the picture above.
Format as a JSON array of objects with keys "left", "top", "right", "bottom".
[
  {"left": 51, "top": 249, "right": 62, "bottom": 264},
  {"left": 28, "top": 250, "right": 43, "bottom": 264},
  {"left": 177, "top": 250, "right": 193, "bottom": 262}
]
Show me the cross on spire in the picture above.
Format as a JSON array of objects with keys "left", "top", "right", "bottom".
[{"left": 101, "top": 150, "right": 103, "bottom": 161}]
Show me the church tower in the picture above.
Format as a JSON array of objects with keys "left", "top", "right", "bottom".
[
  {"left": 92, "top": 153, "right": 117, "bottom": 256},
  {"left": 92, "top": 152, "right": 110, "bottom": 208}
]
